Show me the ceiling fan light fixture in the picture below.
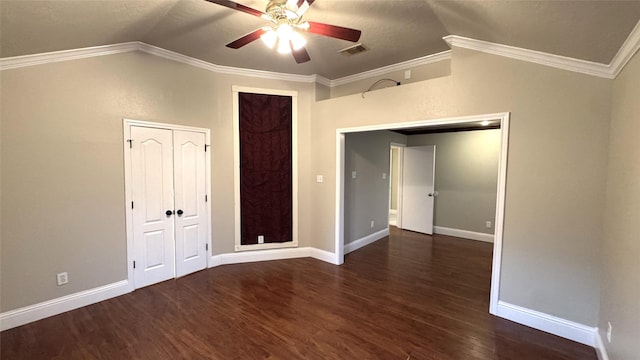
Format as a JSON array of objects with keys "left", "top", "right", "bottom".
[
  {"left": 290, "top": 31, "right": 306, "bottom": 50},
  {"left": 277, "top": 37, "right": 292, "bottom": 54},
  {"left": 261, "top": 28, "right": 278, "bottom": 48}
]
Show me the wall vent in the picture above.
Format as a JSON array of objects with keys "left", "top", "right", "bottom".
[{"left": 338, "top": 43, "right": 369, "bottom": 56}]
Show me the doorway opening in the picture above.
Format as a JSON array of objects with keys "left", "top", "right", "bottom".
[{"left": 336, "top": 112, "right": 510, "bottom": 315}]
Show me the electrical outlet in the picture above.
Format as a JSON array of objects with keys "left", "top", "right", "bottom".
[
  {"left": 404, "top": 70, "right": 411, "bottom": 79},
  {"left": 607, "top": 322, "right": 612, "bottom": 343},
  {"left": 57, "top": 272, "right": 69, "bottom": 286},
  {"left": 485, "top": 221, "right": 492, "bottom": 228},
  {"left": 370, "top": 220, "right": 375, "bottom": 228},
  {"left": 258, "top": 235, "right": 264, "bottom": 244}
]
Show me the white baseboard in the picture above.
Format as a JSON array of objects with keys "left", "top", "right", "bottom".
[
  {"left": 344, "top": 228, "right": 390, "bottom": 254},
  {"left": 594, "top": 328, "right": 610, "bottom": 360},
  {"left": 209, "top": 246, "right": 339, "bottom": 267},
  {"left": 434, "top": 226, "right": 494, "bottom": 243},
  {"left": 0, "top": 280, "right": 131, "bottom": 332},
  {"left": 495, "top": 301, "right": 597, "bottom": 347},
  {"left": 309, "top": 247, "right": 340, "bottom": 265}
]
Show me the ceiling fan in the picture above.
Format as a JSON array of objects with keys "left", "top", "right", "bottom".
[{"left": 205, "top": 0, "right": 362, "bottom": 63}]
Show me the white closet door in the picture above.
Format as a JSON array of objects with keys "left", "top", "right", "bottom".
[
  {"left": 131, "top": 126, "right": 176, "bottom": 288},
  {"left": 173, "top": 130, "right": 208, "bottom": 277}
]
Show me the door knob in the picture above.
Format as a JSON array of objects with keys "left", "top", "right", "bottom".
[
  {"left": 165, "top": 210, "right": 174, "bottom": 216},
  {"left": 176, "top": 209, "right": 184, "bottom": 216},
  {"left": 428, "top": 193, "right": 434, "bottom": 197}
]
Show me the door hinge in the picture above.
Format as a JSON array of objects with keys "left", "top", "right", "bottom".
[
  {"left": 205, "top": 144, "right": 210, "bottom": 152},
  {"left": 133, "top": 261, "right": 136, "bottom": 269},
  {"left": 127, "top": 139, "right": 133, "bottom": 148},
  {"left": 131, "top": 201, "right": 134, "bottom": 209},
  {"left": 205, "top": 195, "right": 208, "bottom": 202}
]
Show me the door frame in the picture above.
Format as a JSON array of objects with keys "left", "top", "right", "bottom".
[
  {"left": 335, "top": 112, "right": 510, "bottom": 315},
  {"left": 388, "top": 143, "right": 405, "bottom": 228},
  {"left": 123, "top": 119, "right": 212, "bottom": 290}
]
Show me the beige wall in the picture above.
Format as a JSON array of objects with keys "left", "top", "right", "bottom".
[
  {"left": 311, "top": 48, "right": 611, "bottom": 326},
  {"left": 408, "top": 129, "right": 500, "bottom": 235},
  {"left": 329, "top": 59, "right": 451, "bottom": 99},
  {"left": 598, "top": 49, "right": 640, "bottom": 359},
  {"left": 0, "top": 51, "right": 315, "bottom": 311}
]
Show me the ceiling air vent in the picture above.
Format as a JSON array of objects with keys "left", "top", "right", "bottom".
[{"left": 338, "top": 43, "right": 368, "bottom": 56}]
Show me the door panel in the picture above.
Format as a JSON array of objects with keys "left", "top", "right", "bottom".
[
  {"left": 173, "top": 130, "right": 207, "bottom": 277},
  {"left": 401, "top": 145, "right": 436, "bottom": 235},
  {"left": 131, "top": 126, "right": 175, "bottom": 288}
]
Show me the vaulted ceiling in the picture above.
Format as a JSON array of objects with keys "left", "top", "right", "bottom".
[{"left": 1, "top": 0, "right": 640, "bottom": 79}]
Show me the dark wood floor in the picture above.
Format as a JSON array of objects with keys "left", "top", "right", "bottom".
[{"left": 1, "top": 227, "right": 596, "bottom": 359}]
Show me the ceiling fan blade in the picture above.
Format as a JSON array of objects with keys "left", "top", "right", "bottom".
[
  {"left": 204, "top": 0, "right": 266, "bottom": 18},
  {"left": 226, "top": 28, "right": 267, "bottom": 49},
  {"left": 296, "top": 0, "right": 315, "bottom": 8},
  {"left": 291, "top": 45, "right": 311, "bottom": 64},
  {"left": 306, "top": 21, "right": 361, "bottom": 42}
]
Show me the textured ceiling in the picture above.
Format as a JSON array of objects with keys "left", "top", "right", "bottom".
[{"left": 1, "top": 0, "right": 640, "bottom": 79}]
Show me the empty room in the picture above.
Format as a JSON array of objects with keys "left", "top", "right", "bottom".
[{"left": 1, "top": 1, "right": 639, "bottom": 359}]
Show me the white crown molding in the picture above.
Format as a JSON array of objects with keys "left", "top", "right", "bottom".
[
  {"left": 3, "top": 20, "right": 638, "bottom": 83},
  {"left": 443, "top": 35, "right": 615, "bottom": 79},
  {"left": 0, "top": 42, "right": 139, "bottom": 71},
  {"left": 136, "top": 42, "right": 318, "bottom": 84},
  {"left": 329, "top": 50, "right": 452, "bottom": 87},
  {"left": 610, "top": 19, "right": 640, "bottom": 78}
]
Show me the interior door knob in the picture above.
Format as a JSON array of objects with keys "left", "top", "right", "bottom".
[
  {"left": 176, "top": 209, "right": 184, "bottom": 216},
  {"left": 428, "top": 193, "right": 434, "bottom": 197},
  {"left": 165, "top": 210, "right": 174, "bottom": 216}
]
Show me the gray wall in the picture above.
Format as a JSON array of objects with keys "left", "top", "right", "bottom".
[
  {"left": 598, "top": 49, "right": 640, "bottom": 359},
  {"left": 407, "top": 129, "right": 500, "bottom": 235},
  {"left": 311, "top": 47, "right": 610, "bottom": 326},
  {"left": 344, "top": 131, "right": 406, "bottom": 244}
]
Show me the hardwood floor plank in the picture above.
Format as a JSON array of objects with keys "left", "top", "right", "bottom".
[{"left": 1, "top": 227, "right": 596, "bottom": 359}]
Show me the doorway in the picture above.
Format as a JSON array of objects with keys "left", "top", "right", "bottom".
[
  {"left": 124, "top": 119, "right": 212, "bottom": 290},
  {"left": 388, "top": 144, "right": 404, "bottom": 227},
  {"left": 336, "top": 112, "right": 510, "bottom": 315}
]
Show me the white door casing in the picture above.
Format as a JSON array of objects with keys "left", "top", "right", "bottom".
[
  {"left": 173, "top": 130, "right": 208, "bottom": 277},
  {"left": 130, "top": 126, "right": 176, "bottom": 288},
  {"left": 400, "top": 145, "right": 436, "bottom": 235},
  {"left": 125, "top": 120, "right": 211, "bottom": 290}
]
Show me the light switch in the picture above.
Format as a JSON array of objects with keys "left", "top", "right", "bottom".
[
  {"left": 352, "top": 171, "right": 357, "bottom": 179},
  {"left": 382, "top": 172, "right": 387, "bottom": 180},
  {"left": 316, "top": 175, "right": 324, "bottom": 183}
]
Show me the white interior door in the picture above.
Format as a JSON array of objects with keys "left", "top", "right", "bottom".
[
  {"left": 131, "top": 126, "right": 176, "bottom": 288},
  {"left": 173, "top": 130, "right": 207, "bottom": 277},
  {"left": 400, "top": 145, "right": 436, "bottom": 234}
]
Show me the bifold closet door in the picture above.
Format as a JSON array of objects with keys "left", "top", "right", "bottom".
[
  {"left": 131, "top": 126, "right": 176, "bottom": 288},
  {"left": 130, "top": 127, "right": 208, "bottom": 289}
]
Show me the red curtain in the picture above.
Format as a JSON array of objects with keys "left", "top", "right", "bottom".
[{"left": 239, "top": 92, "right": 292, "bottom": 245}]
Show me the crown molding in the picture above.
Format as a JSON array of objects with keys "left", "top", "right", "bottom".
[
  {"left": 136, "top": 43, "right": 318, "bottom": 84},
  {"left": 610, "top": 19, "right": 640, "bottom": 78},
  {"left": 3, "top": 21, "right": 638, "bottom": 83},
  {"left": 0, "top": 42, "right": 139, "bottom": 71},
  {"left": 329, "top": 50, "right": 452, "bottom": 87},
  {"left": 443, "top": 35, "right": 615, "bottom": 79}
]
